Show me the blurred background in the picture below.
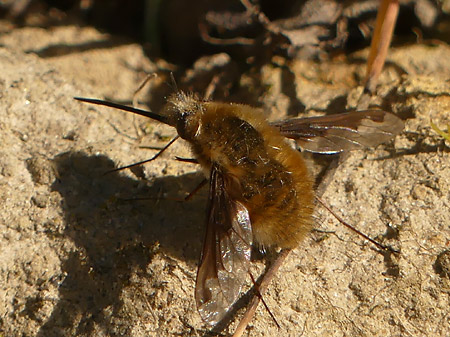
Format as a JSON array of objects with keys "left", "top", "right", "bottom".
[{"left": 1, "top": 0, "right": 449, "bottom": 65}]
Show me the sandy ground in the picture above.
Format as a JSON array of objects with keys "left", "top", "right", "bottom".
[{"left": 0, "top": 25, "right": 449, "bottom": 337}]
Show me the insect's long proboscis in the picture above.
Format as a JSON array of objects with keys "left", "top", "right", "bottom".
[{"left": 74, "top": 97, "right": 170, "bottom": 125}]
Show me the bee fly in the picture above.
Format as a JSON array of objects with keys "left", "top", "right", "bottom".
[{"left": 75, "top": 90, "right": 404, "bottom": 325}]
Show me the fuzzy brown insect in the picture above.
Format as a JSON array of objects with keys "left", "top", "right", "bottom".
[{"left": 75, "top": 91, "right": 404, "bottom": 326}]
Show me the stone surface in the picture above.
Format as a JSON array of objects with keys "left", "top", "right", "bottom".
[{"left": 0, "top": 25, "right": 449, "bottom": 336}]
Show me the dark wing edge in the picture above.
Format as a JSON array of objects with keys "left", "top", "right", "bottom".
[
  {"left": 272, "top": 110, "right": 404, "bottom": 154},
  {"left": 195, "top": 164, "right": 253, "bottom": 325}
]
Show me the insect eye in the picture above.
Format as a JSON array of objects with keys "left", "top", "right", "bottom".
[{"left": 176, "top": 111, "right": 199, "bottom": 141}]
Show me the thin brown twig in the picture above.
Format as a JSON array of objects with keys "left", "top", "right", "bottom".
[
  {"left": 204, "top": 74, "right": 221, "bottom": 101},
  {"left": 364, "top": 0, "right": 399, "bottom": 94},
  {"left": 132, "top": 73, "right": 157, "bottom": 108},
  {"left": 199, "top": 23, "right": 254, "bottom": 46},
  {"left": 240, "top": 0, "right": 280, "bottom": 35}
]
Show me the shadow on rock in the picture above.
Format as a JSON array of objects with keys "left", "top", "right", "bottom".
[{"left": 37, "top": 151, "right": 206, "bottom": 336}]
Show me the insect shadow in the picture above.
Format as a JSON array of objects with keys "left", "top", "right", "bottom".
[{"left": 37, "top": 151, "right": 207, "bottom": 336}]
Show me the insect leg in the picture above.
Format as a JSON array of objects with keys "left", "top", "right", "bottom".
[
  {"left": 184, "top": 178, "right": 207, "bottom": 201},
  {"left": 232, "top": 249, "right": 291, "bottom": 337},
  {"left": 315, "top": 196, "right": 399, "bottom": 254},
  {"left": 104, "top": 136, "right": 179, "bottom": 175},
  {"left": 174, "top": 157, "right": 199, "bottom": 164},
  {"left": 248, "top": 272, "right": 280, "bottom": 329}
]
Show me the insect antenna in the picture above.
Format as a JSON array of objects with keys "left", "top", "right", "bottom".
[{"left": 315, "top": 196, "right": 399, "bottom": 254}]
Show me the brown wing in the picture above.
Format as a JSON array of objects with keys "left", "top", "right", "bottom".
[
  {"left": 272, "top": 110, "right": 404, "bottom": 154},
  {"left": 195, "top": 164, "right": 253, "bottom": 325}
]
